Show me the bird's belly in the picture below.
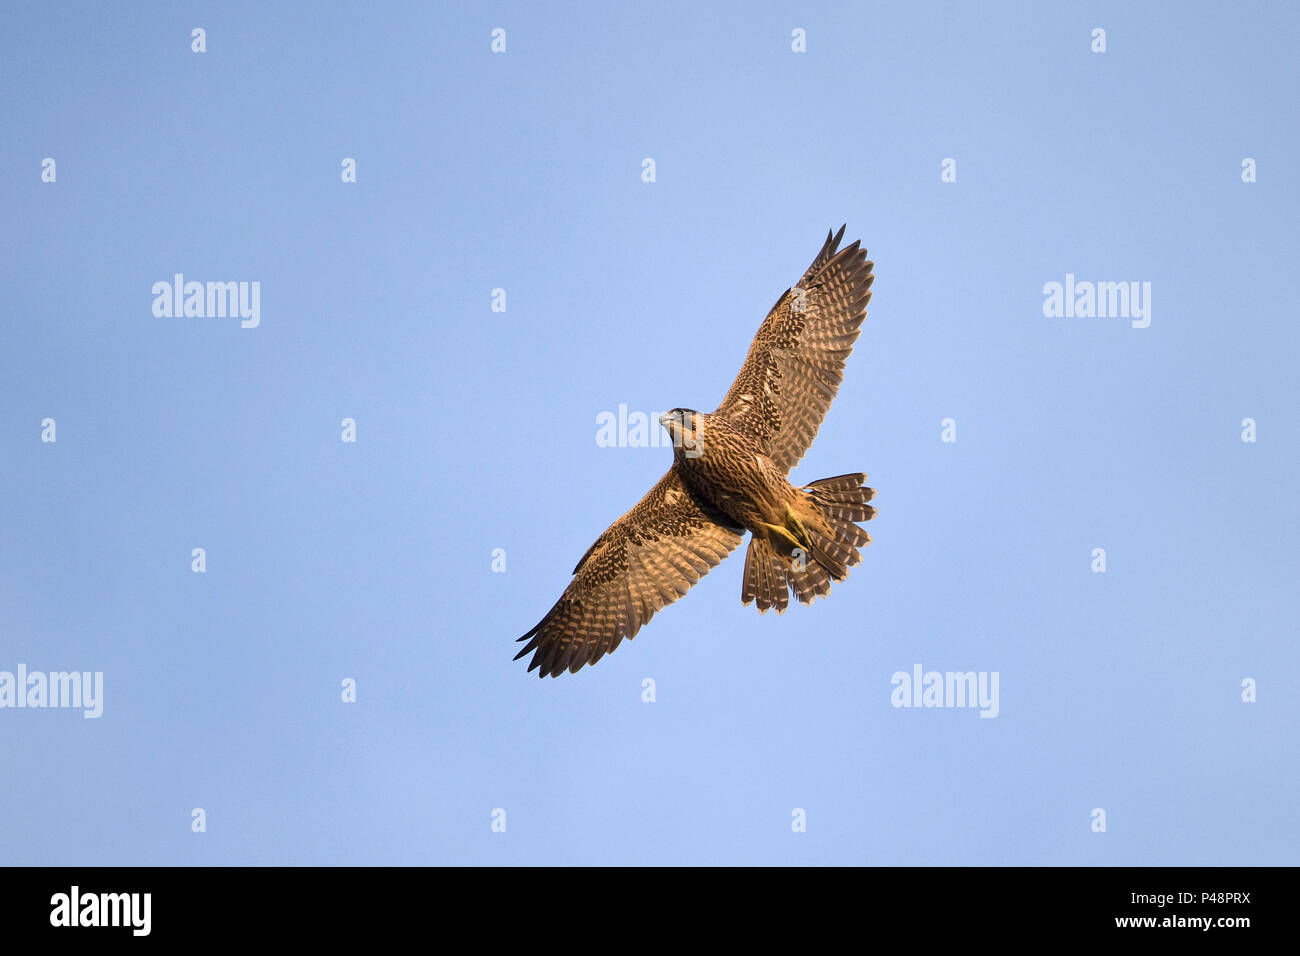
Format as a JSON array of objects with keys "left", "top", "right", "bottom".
[{"left": 680, "top": 453, "right": 790, "bottom": 530}]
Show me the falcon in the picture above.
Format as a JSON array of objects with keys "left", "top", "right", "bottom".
[{"left": 516, "top": 225, "right": 876, "bottom": 677}]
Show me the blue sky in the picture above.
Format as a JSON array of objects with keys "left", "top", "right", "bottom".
[{"left": 1, "top": 1, "right": 1296, "bottom": 865}]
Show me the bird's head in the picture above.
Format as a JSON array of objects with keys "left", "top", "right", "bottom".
[{"left": 659, "top": 408, "right": 704, "bottom": 458}]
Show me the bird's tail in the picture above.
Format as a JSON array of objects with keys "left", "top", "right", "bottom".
[{"left": 740, "top": 473, "right": 876, "bottom": 613}]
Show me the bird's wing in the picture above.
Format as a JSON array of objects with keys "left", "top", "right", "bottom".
[
  {"left": 515, "top": 468, "right": 744, "bottom": 677},
  {"left": 714, "top": 225, "right": 874, "bottom": 472}
]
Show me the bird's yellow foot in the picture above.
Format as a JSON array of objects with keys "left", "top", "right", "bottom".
[
  {"left": 760, "top": 506, "right": 816, "bottom": 558},
  {"left": 784, "top": 504, "right": 815, "bottom": 554},
  {"left": 760, "top": 521, "right": 804, "bottom": 556}
]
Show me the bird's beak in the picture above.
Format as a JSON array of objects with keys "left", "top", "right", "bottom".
[{"left": 659, "top": 413, "right": 675, "bottom": 430}]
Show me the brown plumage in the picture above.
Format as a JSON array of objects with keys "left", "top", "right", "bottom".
[{"left": 516, "top": 226, "right": 876, "bottom": 677}]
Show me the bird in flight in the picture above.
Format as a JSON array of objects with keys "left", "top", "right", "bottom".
[{"left": 516, "top": 225, "right": 876, "bottom": 677}]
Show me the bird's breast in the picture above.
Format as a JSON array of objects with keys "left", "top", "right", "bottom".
[{"left": 677, "top": 438, "right": 788, "bottom": 528}]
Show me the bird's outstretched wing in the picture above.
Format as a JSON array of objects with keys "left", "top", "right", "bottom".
[
  {"left": 515, "top": 469, "right": 744, "bottom": 677},
  {"left": 714, "top": 225, "right": 874, "bottom": 472}
]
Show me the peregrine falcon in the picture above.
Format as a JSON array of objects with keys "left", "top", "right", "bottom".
[{"left": 516, "top": 225, "right": 876, "bottom": 677}]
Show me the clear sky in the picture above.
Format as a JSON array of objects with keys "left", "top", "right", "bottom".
[{"left": 2, "top": 1, "right": 1296, "bottom": 865}]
